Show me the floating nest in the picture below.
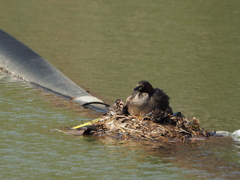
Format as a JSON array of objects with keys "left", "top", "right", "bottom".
[{"left": 61, "top": 110, "right": 219, "bottom": 143}]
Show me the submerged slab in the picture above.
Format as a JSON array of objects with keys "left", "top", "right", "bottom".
[{"left": 0, "top": 29, "right": 108, "bottom": 112}]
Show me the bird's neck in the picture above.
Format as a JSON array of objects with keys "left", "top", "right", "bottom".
[
  {"left": 138, "top": 88, "right": 155, "bottom": 97},
  {"left": 147, "top": 88, "right": 155, "bottom": 96}
]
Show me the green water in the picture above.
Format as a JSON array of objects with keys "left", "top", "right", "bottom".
[{"left": 1, "top": 0, "right": 239, "bottom": 179}]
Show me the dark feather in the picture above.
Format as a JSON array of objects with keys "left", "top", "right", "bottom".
[{"left": 125, "top": 81, "right": 172, "bottom": 116}]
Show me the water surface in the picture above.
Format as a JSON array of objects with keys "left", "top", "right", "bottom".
[{"left": 1, "top": 0, "right": 240, "bottom": 179}]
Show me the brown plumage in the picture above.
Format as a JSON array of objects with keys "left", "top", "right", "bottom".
[
  {"left": 108, "top": 99, "right": 124, "bottom": 116},
  {"left": 124, "top": 81, "right": 172, "bottom": 116}
]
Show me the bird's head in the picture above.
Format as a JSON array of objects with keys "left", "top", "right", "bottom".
[{"left": 134, "top": 81, "right": 154, "bottom": 94}]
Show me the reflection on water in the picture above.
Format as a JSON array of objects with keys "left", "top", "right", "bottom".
[
  {"left": 1, "top": 73, "right": 239, "bottom": 179},
  {"left": 1, "top": 0, "right": 240, "bottom": 179},
  {"left": 100, "top": 137, "right": 240, "bottom": 179}
]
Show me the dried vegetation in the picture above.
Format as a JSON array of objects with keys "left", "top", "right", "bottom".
[{"left": 62, "top": 110, "right": 218, "bottom": 142}]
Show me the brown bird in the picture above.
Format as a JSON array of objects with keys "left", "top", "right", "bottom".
[
  {"left": 108, "top": 99, "right": 124, "bottom": 116},
  {"left": 124, "top": 81, "right": 172, "bottom": 116}
]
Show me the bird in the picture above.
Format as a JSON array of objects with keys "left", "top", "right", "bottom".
[
  {"left": 108, "top": 99, "right": 124, "bottom": 116},
  {"left": 123, "top": 81, "right": 172, "bottom": 116}
]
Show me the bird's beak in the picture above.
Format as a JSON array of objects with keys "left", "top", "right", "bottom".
[{"left": 134, "top": 85, "right": 143, "bottom": 91}]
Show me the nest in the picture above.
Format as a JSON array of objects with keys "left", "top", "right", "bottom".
[{"left": 67, "top": 110, "right": 217, "bottom": 142}]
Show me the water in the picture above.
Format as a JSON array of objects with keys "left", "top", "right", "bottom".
[{"left": 1, "top": 0, "right": 240, "bottom": 179}]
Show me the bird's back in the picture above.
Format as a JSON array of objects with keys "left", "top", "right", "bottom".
[{"left": 150, "top": 88, "right": 170, "bottom": 110}]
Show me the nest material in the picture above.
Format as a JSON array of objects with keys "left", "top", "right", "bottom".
[{"left": 74, "top": 110, "right": 214, "bottom": 142}]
